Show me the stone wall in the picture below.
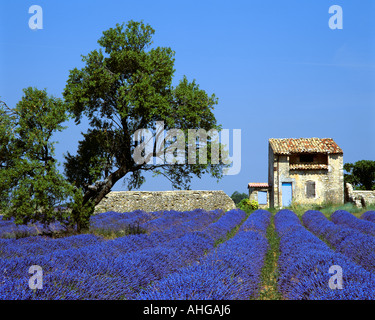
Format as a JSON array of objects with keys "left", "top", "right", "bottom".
[
  {"left": 288, "top": 154, "right": 344, "bottom": 205},
  {"left": 248, "top": 188, "right": 270, "bottom": 209},
  {"left": 94, "top": 190, "right": 236, "bottom": 213},
  {"left": 270, "top": 153, "right": 344, "bottom": 207},
  {"left": 345, "top": 183, "right": 375, "bottom": 208},
  {"left": 268, "top": 145, "right": 275, "bottom": 208}
]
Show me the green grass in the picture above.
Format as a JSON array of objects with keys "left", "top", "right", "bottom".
[
  {"left": 256, "top": 214, "right": 283, "bottom": 300},
  {"left": 214, "top": 212, "right": 250, "bottom": 247},
  {"left": 253, "top": 203, "right": 375, "bottom": 299}
]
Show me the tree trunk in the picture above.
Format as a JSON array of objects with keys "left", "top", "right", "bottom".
[
  {"left": 73, "top": 165, "right": 129, "bottom": 232},
  {"left": 85, "top": 165, "right": 129, "bottom": 206}
]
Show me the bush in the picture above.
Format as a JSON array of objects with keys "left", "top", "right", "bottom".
[
  {"left": 230, "top": 191, "right": 248, "bottom": 205},
  {"left": 238, "top": 199, "right": 259, "bottom": 211},
  {"left": 68, "top": 188, "right": 95, "bottom": 233},
  {"left": 251, "top": 200, "right": 259, "bottom": 210}
]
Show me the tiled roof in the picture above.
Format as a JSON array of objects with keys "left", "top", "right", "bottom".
[
  {"left": 289, "top": 164, "right": 329, "bottom": 170},
  {"left": 248, "top": 183, "right": 270, "bottom": 188},
  {"left": 269, "top": 138, "right": 343, "bottom": 155}
]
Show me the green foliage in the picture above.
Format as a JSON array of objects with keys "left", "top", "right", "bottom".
[
  {"left": 237, "top": 198, "right": 248, "bottom": 210},
  {"left": 68, "top": 188, "right": 95, "bottom": 232},
  {"left": 230, "top": 191, "right": 248, "bottom": 205},
  {"left": 63, "top": 20, "right": 225, "bottom": 201},
  {"left": 64, "top": 129, "right": 115, "bottom": 193},
  {"left": 344, "top": 160, "right": 375, "bottom": 190},
  {"left": 237, "top": 198, "right": 259, "bottom": 212},
  {"left": 0, "top": 20, "right": 227, "bottom": 233},
  {"left": 250, "top": 200, "right": 259, "bottom": 210},
  {"left": 0, "top": 88, "right": 74, "bottom": 229}
]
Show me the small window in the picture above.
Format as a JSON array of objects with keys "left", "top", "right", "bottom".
[
  {"left": 300, "top": 154, "right": 314, "bottom": 163},
  {"left": 306, "top": 181, "right": 316, "bottom": 198}
]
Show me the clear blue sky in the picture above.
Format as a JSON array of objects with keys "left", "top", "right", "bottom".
[{"left": 1, "top": 0, "right": 374, "bottom": 196}]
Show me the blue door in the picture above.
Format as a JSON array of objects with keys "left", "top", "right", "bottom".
[{"left": 282, "top": 182, "right": 292, "bottom": 207}]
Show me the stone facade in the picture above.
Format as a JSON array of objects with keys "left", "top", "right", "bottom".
[
  {"left": 94, "top": 190, "right": 236, "bottom": 213},
  {"left": 345, "top": 183, "right": 375, "bottom": 208},
  {"left": 250, "top": 138, "right": 344, "bottom": 208},
  {"left": 248, "top": 183, "right": 270, "bottom": 208},
  {"left": 269, "top": 152, "right": 344, "bottom": 207}
]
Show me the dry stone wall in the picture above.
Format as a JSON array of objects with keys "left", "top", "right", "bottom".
[
  {"left": 345, "top": 183, "right": 375, "bottom": 208},
  {"left": 94, "top": 190, "right": 236, "bottom": 213}
]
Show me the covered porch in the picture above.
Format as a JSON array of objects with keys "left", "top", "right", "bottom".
[{"left": 248, "top": 183, "right": 271, "bottom": 209}]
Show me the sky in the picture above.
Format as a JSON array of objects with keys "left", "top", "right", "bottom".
[{"left": 1, "top": 0, "right": 374, "bottom": 197}]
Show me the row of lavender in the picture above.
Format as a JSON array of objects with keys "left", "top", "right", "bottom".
[
  {"left": 136, "top": 209, "right": 271, "bottom": 299},
  {"left": 303, "top": 210, "right": 375, "bottom": 274},
  {"left": 4, "top": 207, "right": 374, "bottom": 300},
  {"left": 0, "top": 218, "right": 46, "bottom": 238},
  {"left": 276, "top": 209, "right": 375, "bottom": 299},
  {"left": 331, "top": 210, "right": 375, "bottom": 237},
  {"left": 0, "top": 209, "right": 243, "bottom": 299},
  {"left": 0, "top": 209, "right": 222, "bottom": 260},
  {"left": 0, "top": 209, "right": 161, "bottom": 239}
]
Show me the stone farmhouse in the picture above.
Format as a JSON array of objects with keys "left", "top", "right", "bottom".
[{"left": 248, "top": 138, "right": 344, "bottom": 208}]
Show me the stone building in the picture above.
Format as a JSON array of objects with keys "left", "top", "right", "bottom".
[
  {"left": 248, "top": 183, "right": 270, "bottom": 209},
  {"left": 248, "top": 138, "right": 344, "bottom": 208}
]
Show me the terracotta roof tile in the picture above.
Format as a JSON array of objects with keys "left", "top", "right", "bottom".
[
  {"left": 269, "top": 138, "right": 343, "bottom": 155},
  {"left": 248, "top": 183, "right": 270, "bottom": 188}
]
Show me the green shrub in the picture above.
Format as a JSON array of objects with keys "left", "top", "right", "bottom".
[
  {"left": 230, "top": 191, "right": 248, "bottom": 205},
  {"left": 68, "top": 188, "right": 95, "bottom": 232},
  {"left": 238, "top": 199, "right": 259, "bottom": 211}
]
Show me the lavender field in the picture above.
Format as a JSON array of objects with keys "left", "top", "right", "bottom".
[{"left": 1, "top": 208, "right": 375, "bottom": 300}]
